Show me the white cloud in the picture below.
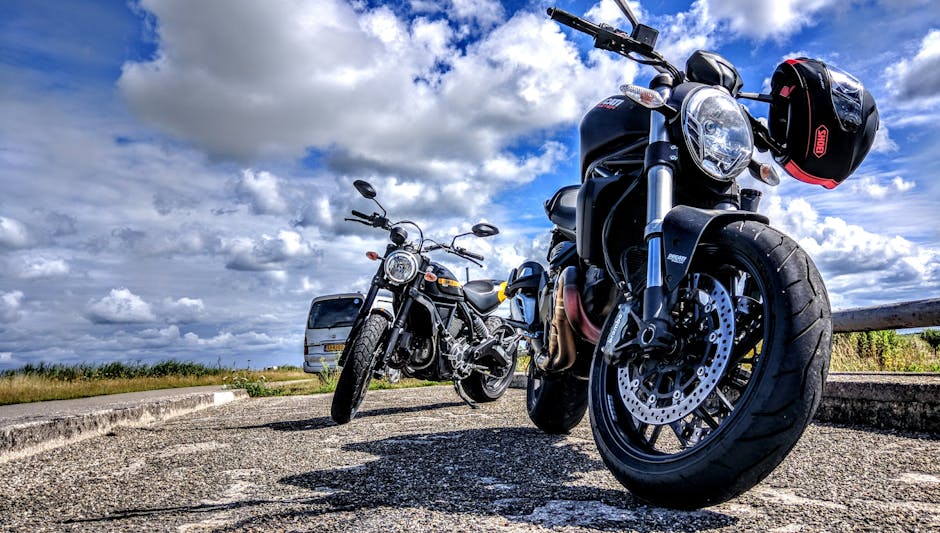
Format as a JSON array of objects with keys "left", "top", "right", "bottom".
[
  {"left": 224, "top": 229, "right": 317, "bottom": 271},
  {"left": 763, "top": 196, "right": 939, "bottom": 306},
  {"left": 86, "top": 288, "right": 156, "bottom": 324},
  {"left": 0, "top": 291, "right": 25, "bottom": 323},
  {"left": 871, "top": 125, "right": 899, "bottom": 153},
  {"left": 702, "top": 0, "right": 837, "bottom": 40},
  {"left": 0, "top": 216, "right": 30, "bottom": 249},
  {"left": 234, "top": 169, "right": 288, "bottom": 215},
  {"left": 450, "top": 0, "right": 505, "bottom": 28},
  {"left": 12, "top": 255, "right": 70, "bottom": 279},
  {"left": 886, "top": 28, "right": 940, "bottom": 101},
  {"left": 119, "top": 0, "right": 630, "bottom": 184},
  {"left": 848, "top": 175, "right": 916, "bottom": 199},
  {"left": 160, "top": 297, "right": 205, "bottom": 323},
  {"left": 585, "top": 0, "right": 646, "bottom": 27},
  {"left": 891, "top": 176, "right": 915, "bottom": 192}
]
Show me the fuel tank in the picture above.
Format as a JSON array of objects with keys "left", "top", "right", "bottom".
[
  {"left": 424, "top": 262, "right": 463, "bottom": 301},
  {"left": 579, "top": 95, "right": 650, "bottom": 179}
]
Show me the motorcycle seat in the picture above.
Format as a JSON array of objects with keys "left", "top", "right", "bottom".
[
  {"left": 544, "top": 185, "right": 579, "bottom": 233},
  {"left": 463, "top": 279, "right": 503, "bottom": 315}
]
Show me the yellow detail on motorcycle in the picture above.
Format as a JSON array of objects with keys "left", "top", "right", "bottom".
[
  {"left": 497, "top": 281, "right": 508, "bottom": 302},
  {"left": 437, "top": 278, "right": 461, "bottom": 288}
]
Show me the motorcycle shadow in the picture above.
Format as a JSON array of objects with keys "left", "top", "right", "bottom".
[
  {"left": 232, "top": 426, "right": 737, "bottom": 531},
  {"left": 234, "top": 401, "right": 468, "bottom": 432}
]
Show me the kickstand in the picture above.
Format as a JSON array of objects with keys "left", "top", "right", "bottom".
[{"left": 453, "top": 379, "right": 479, "bottom": 409}]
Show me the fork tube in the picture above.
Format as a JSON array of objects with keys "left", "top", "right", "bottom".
[{"left": 644, "top": 80, "right": 674, "bottom": 321}]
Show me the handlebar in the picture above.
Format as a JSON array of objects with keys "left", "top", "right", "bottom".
[
  {"left": 547, "top": 7, "right": 604, "bottom": 38},
  {"left": 347, "top": 210, "right": 391, "bottom": 229},
  {"left": 456, "top": 247, "right": 484, "bottom": 261},
  {"left": 424, "top": 243, "right": 484, "bottom": 262},
  {"left": 547, "top": 7, "right": 678, "bottom": 78}
]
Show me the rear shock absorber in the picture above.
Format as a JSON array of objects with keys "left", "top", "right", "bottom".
[{"left": 471, "top": 315, "right": 490, "bottom": 338}]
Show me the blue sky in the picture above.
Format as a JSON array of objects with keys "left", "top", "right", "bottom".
[{"left": 1, "top": 0, "right": 938, "bottom": 370}]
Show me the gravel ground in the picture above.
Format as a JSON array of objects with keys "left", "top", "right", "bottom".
[{"left": 0, "top": 386, "right": 938, "bottom": 532}]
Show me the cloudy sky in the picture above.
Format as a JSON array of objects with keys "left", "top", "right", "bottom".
[{"left": 1, "top": 0, "right": 938, "bottom": 370}]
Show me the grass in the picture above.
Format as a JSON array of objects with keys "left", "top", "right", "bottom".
[
  {"left": 231, "top": 363, "right": 448, "bottom": 397},
  {"left": 0, "top": 361, "right": 309, "bottom": 405},
  {"left": 3, "top": 328, "right": 934, "bottom": 405},
  {"left": 831, "top": 329, "right": 940, "bottom": 372}
]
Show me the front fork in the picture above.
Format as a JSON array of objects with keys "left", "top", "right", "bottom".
[
  {"left": 604, "top": 78, "right": 678, "bottom": 362},
  {"left": 640, "top": 79, "right": 678, "bottom": 352}
]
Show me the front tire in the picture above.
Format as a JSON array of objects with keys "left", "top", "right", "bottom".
[
  {"left": 590, "top": 221, "right": 831, "bottom": 509},
  {"left": 330, "top": 314, "right": 388, "bottom": 424}
]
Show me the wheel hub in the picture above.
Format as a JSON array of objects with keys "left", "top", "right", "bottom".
[{"left": 617, "top": 273, "right": 735, "bottom": 425}]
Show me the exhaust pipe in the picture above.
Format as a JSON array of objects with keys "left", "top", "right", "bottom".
[
  {"left": 547, "top": 278, "right": 577, "bottom": 371},
  {"left": 561, "top": 266, "right": 601, "bottom": 344}
]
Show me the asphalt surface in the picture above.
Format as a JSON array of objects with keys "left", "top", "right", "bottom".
[{"left": 1, "top": 386, "right": 938, "bottom": 532}]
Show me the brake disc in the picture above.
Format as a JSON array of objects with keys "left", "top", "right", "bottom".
[{"left": 617, "top": 273, "right": 735, "bottom": 425}]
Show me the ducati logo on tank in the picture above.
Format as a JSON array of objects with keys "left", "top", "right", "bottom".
[
  {"left": 596, "top": 97, "right": 624, "bottom": 110},
  {"left": 813, "top": 125, "right": 829, "bottom": 158}
]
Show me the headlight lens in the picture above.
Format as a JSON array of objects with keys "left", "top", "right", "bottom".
[
  {"left": 383, "top": 250, "right": 419, "bottom": 285},
  {"left": 681, "top": 86, "right": 753, "bottom": 181}
]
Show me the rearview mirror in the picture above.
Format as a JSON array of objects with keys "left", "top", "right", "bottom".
[
  {"left": 471, "top": 223, "right": 499, "bottom": 238},
  {"left": 353, "top": 180, "right": 376, "bottom": 199}
]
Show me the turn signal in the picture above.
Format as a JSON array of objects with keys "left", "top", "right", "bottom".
[
  {"left": 366, "top": 251, "right": 380, "bottom": 261},
  {"left": 424, "top": 271, "right": 439, "bottom": 282}
]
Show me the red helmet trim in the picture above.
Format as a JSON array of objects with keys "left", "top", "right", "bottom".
[{"left": 783, "top": 161, "right": 839, "bottom": 189}]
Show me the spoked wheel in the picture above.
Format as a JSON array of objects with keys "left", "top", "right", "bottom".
[
  {"left": 461, "top": 319, "right": 519, "bottom": 402},
  {"left": 330, "top": 314, "right": 388, "bottom": 424},
  {"left": 590, "top": 221, "right": 831, "bottom": 509}
]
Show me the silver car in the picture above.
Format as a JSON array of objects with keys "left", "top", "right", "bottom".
[{"left": 303, "top": 292, "right": 392, "bottom": 373}]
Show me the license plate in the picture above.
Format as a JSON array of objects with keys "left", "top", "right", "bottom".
[{"left": 324, "top": 343, "right": 345, "bottom": 352}]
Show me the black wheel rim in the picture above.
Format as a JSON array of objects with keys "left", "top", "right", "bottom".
[
  {"left": 598, "top": 243, "right": 770, "bottom": 461},
  {"left": 482, "top": 325, "right": 517, "bottom": 393}
]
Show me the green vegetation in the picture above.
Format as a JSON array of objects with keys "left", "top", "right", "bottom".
[
  {"left": 921, "top": 328, "right": 940, "bottom": 355},
  {"left": 0, "top": 360, "right": 308, "bottom": 405},
  {"left": 228, "top": 363, "right": 447, "bottom": 398},
  {"left": 5, "top": 328, "right": 933, "bottom": 405},
  {"left": 831, "top": 329, "right": 940, "bottom": 372}
]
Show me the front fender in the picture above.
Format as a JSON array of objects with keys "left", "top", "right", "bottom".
[{"left": 661, "top": 206, "right": 769, "bottom": 292}]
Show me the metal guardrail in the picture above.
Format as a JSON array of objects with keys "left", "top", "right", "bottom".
[{"left": 831, "top": 297, "right": 940, "bottom": 333}]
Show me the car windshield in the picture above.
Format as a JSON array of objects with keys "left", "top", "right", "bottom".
[{"left": 307, "top": 298, "right": 362, "bottom": 329}]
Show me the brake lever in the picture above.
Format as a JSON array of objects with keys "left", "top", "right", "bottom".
[{"left": 343, "top": 218, "right": 371, "bottom": 225}]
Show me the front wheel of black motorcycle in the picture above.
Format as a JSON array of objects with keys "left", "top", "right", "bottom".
[
  {"left": 590, "top": 221, "right": 831, "bottom": 509},
  {"left": 330, "top": 314, "right": 388, "bottom": 424}
]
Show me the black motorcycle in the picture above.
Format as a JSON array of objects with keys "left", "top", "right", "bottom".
[
  {"left": 330, "top": 180, "right": 519, "bottom": 424},
  {"left": 505, "top": 1, "right": 878, "bottom": 508}
]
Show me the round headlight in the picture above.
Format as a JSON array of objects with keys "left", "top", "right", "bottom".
[
  {"left": 681, "top": 86, "right": 753, "bottom": 181},
  {"left": 383, "top": 250, "right": 419, "bottom": 285}
]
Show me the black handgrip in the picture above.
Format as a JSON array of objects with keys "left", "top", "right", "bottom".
[
  {"left": 351, "top": 209, "right": 370, "bottom": 219},
  {"left": 459, "top": 248, "right": 484, "bottom": 261},
  {"left": 547, "top": 7, "right": 602, "bottom": 37}
]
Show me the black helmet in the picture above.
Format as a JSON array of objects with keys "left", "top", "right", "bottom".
[{"left": 769, "top": 58, "right": 879, "bottom": 189}]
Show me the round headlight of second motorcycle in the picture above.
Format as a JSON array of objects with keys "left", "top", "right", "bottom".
[
  {"left": 681, "top": 86, "right": 753, "bottom": 181},
  {"left": 383, "top": 250, "right": 419, "bottom": 285}
]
